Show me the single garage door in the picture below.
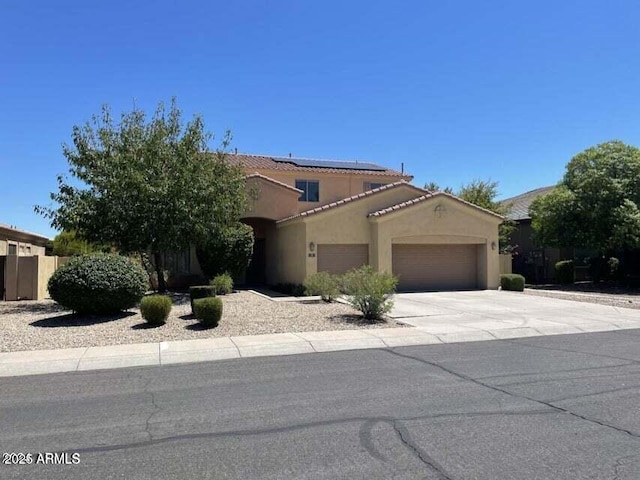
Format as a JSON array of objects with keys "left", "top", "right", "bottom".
[
  {"left": 317, "top": 244, "right": 369, "bottom": 275},
  {"left": 392, "top": 244, "right": 478, "bottom": 291}
]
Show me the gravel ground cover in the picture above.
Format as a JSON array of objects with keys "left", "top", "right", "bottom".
[
  {"left": 0, "top": 291, "right": 406, "bottom": 353},
  {"left": 525, "top": 288, "right": 640, "bottom": 310}
]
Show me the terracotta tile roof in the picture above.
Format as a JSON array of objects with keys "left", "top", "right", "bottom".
[
  {"left": 228, "top": 153, "right": 411, "bottom": 179},
  {"left": 368, "top": 192, "right": 504, "bottom": 220},
  {"left": 276, "top": 181, "right": 427, "bottom": 224},
  {"left": 500, "top": 186, "right": 555, "bottom": 221},
  {"left": 245, "top": 173, "right": 303, "bottom": 193}
]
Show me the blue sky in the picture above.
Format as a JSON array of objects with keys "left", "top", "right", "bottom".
[{"left": 2, "top": 0, "right": 639, "bottom": 238}]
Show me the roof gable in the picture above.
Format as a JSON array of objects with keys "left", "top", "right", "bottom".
[
  {"left": 368, "top": 192, "right": 504, "bottom": 221},
  {"left": 246, "top": 173, "right": 303, "bottom": 194},
  {"left": 276, "top": 181, "right": 428, "bottom": 224}
]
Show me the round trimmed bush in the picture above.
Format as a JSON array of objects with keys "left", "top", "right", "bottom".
[
  {"left": 48, "top": 253, "right": 148, "bottom": 314},
  {"left": 211, "top": 273, "right": 233, "bottom": 295},
  {"left": 193, "top": 297, "right": 223, "bottom": 328},
  {"left": 189, "top": 285, "right": 216, "bottom": 314},
  {"left": 140, "top": 295, "right": 172, "bottom": 326}
]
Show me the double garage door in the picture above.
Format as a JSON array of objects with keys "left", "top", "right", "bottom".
[
  {"left": 316, "top": 243, "right": 478, "bottom": 291},
  {"left": 392, "top": 244, "right": 478, "bottom": 291}
]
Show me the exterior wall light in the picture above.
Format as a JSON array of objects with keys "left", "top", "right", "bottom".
[
  {"left": 309, "top": 242, "right": 315, "bottom": 252},
  {"left": 491, "top": 241, "right": 497, "bottom": 251}
]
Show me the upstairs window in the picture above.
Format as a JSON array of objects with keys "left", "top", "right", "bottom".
[
  {"left": 364, "top": 182, "right": 386, "bottom": 191},
  {"left": 296, "top": 180, "right": 320, "bottom": 202},
  {"left": 8, "top": 243, "right": 17, "bottom": 255}
]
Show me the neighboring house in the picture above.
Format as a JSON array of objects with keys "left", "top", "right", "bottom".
[
  {"left": 501, "top": 187, "right": 573, "bottom": 283},
  {"left": 193, "top": 153, "right": 503, "bottom": 291},
  {"left": 0, "top": 224, "right": 48, "bottom": 257},
  {"left": 0, "top": 224, "right": 51, "bottom": 300}
]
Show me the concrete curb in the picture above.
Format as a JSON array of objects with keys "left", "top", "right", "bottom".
[{"left": 3, "top": 320, "right": 640, "bottom": 377}]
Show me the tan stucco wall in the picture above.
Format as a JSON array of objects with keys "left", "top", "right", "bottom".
[
  {"left": 247, "top": 169, "right": 409, "bottom": 213},
  {"left": 273, "top": 189, "right": 501, "bottom": 288},
  {"left": 499, "top": 254, "right": 513, "bottom": 274},
  {"left": 275, "top": 222, "right": 306, "bottom": 284},
  {"left": 281, "top": 185, "right": 425, "bottom": 280},
  {"left": 370, "top": 197, "right": 502, "bottom": 289},
  {"left": 244, "top": 176, "right": 300, "bottom": 220},
  {"left": 4, "top": 255, "right": 68, "bottom": 301}
]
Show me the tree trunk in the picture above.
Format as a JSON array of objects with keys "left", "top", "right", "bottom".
[{"left": 154, "top": 251, "right": 168, "bottom": 293}]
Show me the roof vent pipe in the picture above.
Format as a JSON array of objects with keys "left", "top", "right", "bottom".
[
  {"left": 401, "top": 162, "right": 404, "bottom": 174},
  {"left": 234, "top": 148, "right": 238, "bottom": 155},
  {"left": 289, "top": 152, "right": 292, "bottom": 158}
]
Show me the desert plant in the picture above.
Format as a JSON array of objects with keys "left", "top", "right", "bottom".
[
  {"left": 189, "top": 285, "right": 216, "bottom": 314},
  {"left": 140, "top": 295, "right": 172, "bottom": 325},
  {"left": 193, "top": 296, "right": 223, "bottom": 327},
  {"left": 340, "top": 265, "right": 398, "bottom": 321},
  {"left": 499, "top": 274, "right": 525, "bottom": 292},
  {"left": 555, "top": 260, "right": 574, "bottom": 284},
  {"left": 48, "top": 253, "right": 148, "bottom": 314},
  {"left": 304, "top": 272, "right": 341, "bottom": 302},
  {"left": 211, "top": 273, "right": 233, "bottom": 295}
]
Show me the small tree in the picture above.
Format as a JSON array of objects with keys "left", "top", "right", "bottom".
[{"left": 36, "top": 99, "right": 248, "bottom": 292}]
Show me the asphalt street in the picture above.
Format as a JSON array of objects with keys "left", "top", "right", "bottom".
[{"left": 2, "top": 330, "right": 640, "bottom": 479}]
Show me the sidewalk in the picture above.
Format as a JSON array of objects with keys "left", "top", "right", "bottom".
[{"left": 3, "top": 316, "right": 640, "bottom": 377}]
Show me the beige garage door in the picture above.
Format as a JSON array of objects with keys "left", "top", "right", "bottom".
[
  {"left": 392, "top": 244, "right": 478, "bottom": 291},
  {"left": 317, "top": 244, "right": 369, "bottom": 275}
]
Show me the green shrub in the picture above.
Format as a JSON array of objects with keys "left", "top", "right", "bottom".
[
  {"left": 340, "top": 265, "right": 398, "bottom": 321},
  {"left": 140, "top": 295, "right": 172, "bottom": 325},
  {"left": 193, "top": 297, "right": 223, "bottom": 327},
  {"left": 189, "top": 285, "right": 217, "bottom": 314},
  {"left": 196, "top": 224, "right": 254, "bottom": 281},
  {"left": 211, "top": 273, "right": 233, "bottom": 295},
  {"left": 304, "top": 272, "right": 340, "bottom": 302},
  {"left": 48, "top": 253, "right": 148, "bottom": 314},
  {"left": 500, "top": 274, "right": 525, "bottom": 292},
  {"left": 555, "top": 260, "right": 574, "bottom": 284}
]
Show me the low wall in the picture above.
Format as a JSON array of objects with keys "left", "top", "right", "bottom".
[
  {"left": 3, "top": 255, "right": 69, "bottom": 301},
  {"left": 499, "top": 254, "right": 512, "bottom": 275}
]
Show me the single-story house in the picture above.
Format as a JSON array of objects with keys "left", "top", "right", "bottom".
[
  {"left": 186, "top": 153, "right": 502, "bottom": 291},
  {"left": 501, "top": 187, "right": 574, "bottom": 283},
  {"left": 1, "top": 224, "right": 51, "bottom": 300}
]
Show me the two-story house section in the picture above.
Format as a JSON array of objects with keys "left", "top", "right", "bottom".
[{"left": 226, "top": 153, "right": 503, "bottom": 291}]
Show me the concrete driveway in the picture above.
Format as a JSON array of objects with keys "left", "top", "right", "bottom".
[{"left": 389, "top": 290, "right": 640, "bottom": 340}]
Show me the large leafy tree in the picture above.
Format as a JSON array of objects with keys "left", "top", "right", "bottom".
[
  {"left": 424, "top": 179, "right": 514, "bottom": 252},
  {"left": 530, "top": 141, "right": 640, "bottom": 256},
  {"left": 37, "top": 99, "right": 248, "bottom": 292}
]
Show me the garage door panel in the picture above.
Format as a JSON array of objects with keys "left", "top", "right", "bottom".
[
  {"left": 392, "top": 244, "right": 477, "bottom": 291},
  {"left": 317, "top": 244, "right": 369, "bottom": 275}
]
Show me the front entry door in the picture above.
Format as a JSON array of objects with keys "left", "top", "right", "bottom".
[{"left": 245, "top": 238, "right": 266, "bottom": 285}]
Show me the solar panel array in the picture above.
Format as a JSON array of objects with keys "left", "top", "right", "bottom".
[{"left": 272, "top": 157, "right": 387, "bottom": 171}]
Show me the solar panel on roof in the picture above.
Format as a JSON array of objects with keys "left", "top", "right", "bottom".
[{"left": 272, "top": 157, "right": 387, "bottom": 171}]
